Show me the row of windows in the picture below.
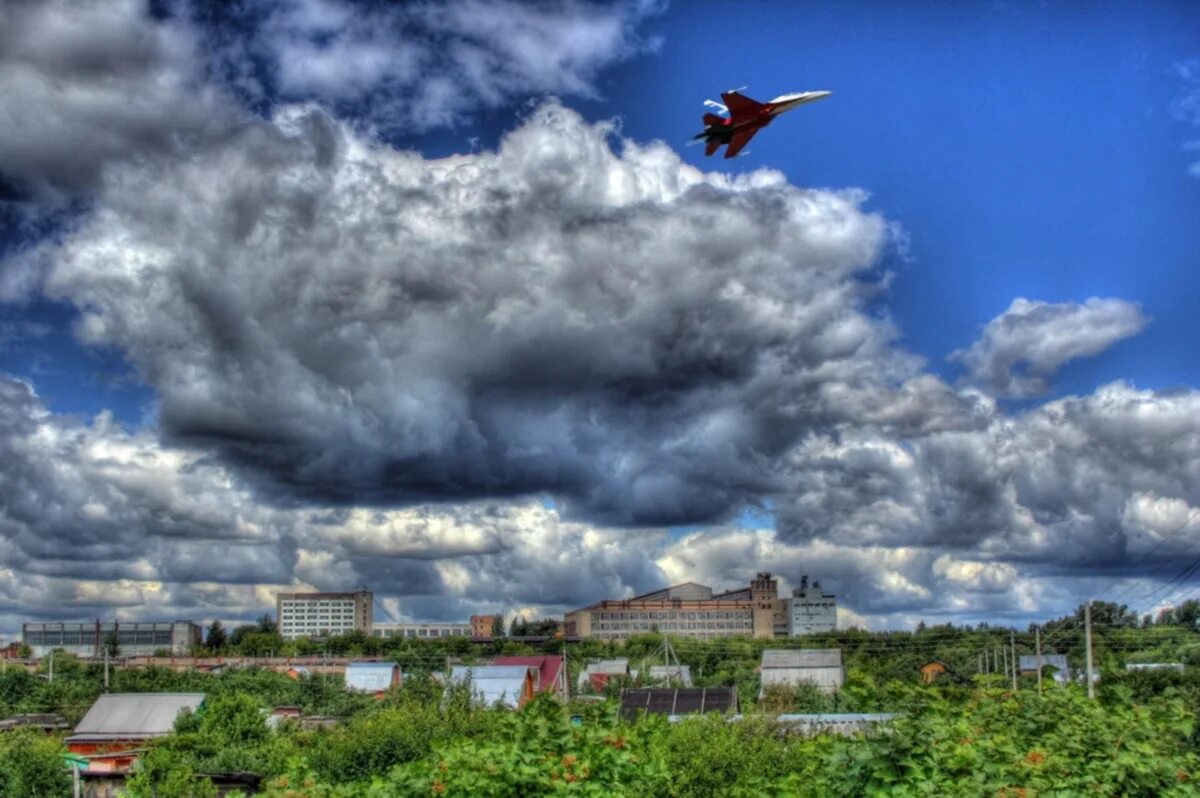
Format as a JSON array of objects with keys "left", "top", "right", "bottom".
[
  {"left": 280, "top": 600, "right": 357, "bottom": 608},
  {"left": 373, "top": 628, "right": 469, "bottom": 638},
  {"left": 25, "top": 631, "right": 175, "bottom": 646},
  {"left": 593, "top": 610, "right": 751, "bottom": 621}
]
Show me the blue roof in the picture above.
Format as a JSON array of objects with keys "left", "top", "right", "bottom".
[
  {"left": 345, "top": 662, "right": 398, "bottom": 692},
  {"left": 449, "top": 665, "right": 530, "bottom": 708}
]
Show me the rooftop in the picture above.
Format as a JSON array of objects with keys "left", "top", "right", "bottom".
[{"left": 68, "top": 693, "right": 205, "bottom": 742}]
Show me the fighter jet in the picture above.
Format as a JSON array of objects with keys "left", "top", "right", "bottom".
[{"left": 693, "top": 89, "right": 831, "bottom": 158}]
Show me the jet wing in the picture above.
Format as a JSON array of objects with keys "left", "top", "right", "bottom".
[
  {"left": 723, "top": 128, "right": 758, "bottom": 158},
  {"left": 720, "top": 91, "right": 765, "bottom": 120},
  {"left": 705, "top": 138, "right": 721, "bottom": 157}
]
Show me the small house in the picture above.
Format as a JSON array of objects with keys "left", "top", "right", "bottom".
[
  {"left": 449, "top": 665, "right": 536, "bottom": 709},
  {"left": 918, "top": 660, "right": 948, "bottom": 684},
  {"left": 760, "top": 649, "right": 844, "bottom": 695},
  {"left": 619, "top": 687, "right": 737, "bottom": 721},
  {"left": 493, "top": 655, "right": 565, "bottom": 696},
  {"left": 648, "top": 664, "right": 693, "bottom": 687},
  {"left": 1018, "top": 655, "right": 1069, "bottom": 685},
  {"left": 578, "top": 658, "right": 630, "bottom": 693},
  {"left": 344, "top": 662, "right": 401, "bottom": 697},
  {"left": 66, "top": 693, "right": 206, "bottom": 755}
]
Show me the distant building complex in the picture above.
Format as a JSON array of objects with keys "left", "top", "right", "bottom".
[
  {"left": 564, "top": 573, "right": 836, "bottom": 640},
  {"left": 276, "top": 590, "right": 373, "bottom": 640},
  {"left": 372, "top": 622, "right": 472, "bottom": 639},
  {"left": 21, "top": 621, "right": 201, "bottom": 658},
  {"left": 787, "top": 576, "right": 837, "bottom": 635}
]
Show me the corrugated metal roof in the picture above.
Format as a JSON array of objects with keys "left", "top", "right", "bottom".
[
  {"left": 70, "top": 693, "right": 204, "bottom": 739},
  {"left": 588, "top": 658, "right": 629, "bottom": 674},
  {"left": 762, "top": 649, "right": 842, "bottom": 669},
  {"left": 345, "top": 662, "right": 398, "bottom": 692},
  {"left": 449, "top": 665, "right": 530, "bottom": 708}
]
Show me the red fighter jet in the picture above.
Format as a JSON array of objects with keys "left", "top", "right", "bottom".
[{"left": 693, "top": 88, "right": 832, "bottom": 158}]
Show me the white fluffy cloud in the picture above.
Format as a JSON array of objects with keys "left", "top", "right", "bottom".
[
  {"left": 951, "top": 297, "right": 1149, "bottom": 397},
  {"left": 218, "top": 0, "right": 662, "bottom": 130}
]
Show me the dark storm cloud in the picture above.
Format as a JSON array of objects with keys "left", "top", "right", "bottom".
[
  {"left": 0, "top": 0, "right": 236, "bottom": 197},
  {"left": 40, "top": 101, "right": 895, "bottom": 526}
]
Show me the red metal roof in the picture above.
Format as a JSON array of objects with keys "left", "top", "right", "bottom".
[{"left": 493, "top": 655, "right": 563, "bottom": 694}]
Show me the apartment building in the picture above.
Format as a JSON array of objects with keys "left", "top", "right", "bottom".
[
  {"left": 564, "top": 573, "right": 783, "bottom": 640},
  {"left": 276, "top": 591, "right": 373, "bottom": 640}
]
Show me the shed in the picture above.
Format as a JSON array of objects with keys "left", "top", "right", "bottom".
[
  {"left": 66, "top": 693, "right": 205, "bottom": 754},
  {"left": 345, "top": 662, "right": 400, "bottom": 696},
  {"left": 760, "top": 649, "right": 844, "bottom": 695},
  {"left": 619, "top": 687, "right": 737, "bottom": 721},
  {"left": 648, "top": 665, "right": 693, "bottom": 687},
  {"left": 918, "top": 660, "right": 948, "bottom": 684},
  {"left": 285, "top": 666, "right": 310, "bottom": 680},
  {"left": 578, "top": 658, "right": 630, "bottom": 692},
  {"left": 494, "top": 655, "right": 565, "bottom": 695},
  {"left": 1018, "top": 654, "right": 1069, "bottom": 685},
  {"left": 449, "top": 665, "right": 535, "bottom": 708}
]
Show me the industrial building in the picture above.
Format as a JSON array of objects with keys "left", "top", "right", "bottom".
[
  {"left": 564, "top": 573, "right": 786, "bottom": 640},
  {"left": 21, "top": 621, "right": 201, "bottom": 658},
  {"left": 371, "top": 622, "right": 472, "bottom": 639},
  {"left": 275, "top": 590, "right": 373, "bottom": 640},
  {"left": 787, "top": 576, "right": 837, "bottom": 635}
]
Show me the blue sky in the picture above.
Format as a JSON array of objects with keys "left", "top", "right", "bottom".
[
  {"left": 5, "top": 0, "right": 1198, "bottom": 419},
  {"left": 1, "top": 0, "right": 1200, "bottom": 631}
]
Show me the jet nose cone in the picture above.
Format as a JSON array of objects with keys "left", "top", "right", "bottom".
[{"left": 810, "top": 90, "right": 832, "bottom": 101}]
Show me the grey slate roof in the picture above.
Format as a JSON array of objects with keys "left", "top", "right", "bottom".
[
  {"left": 762, "top": 649, "right": 842, "bottom": 669},
  {"left": 69, "top": 693, "right": 204, "bottom": 741}
]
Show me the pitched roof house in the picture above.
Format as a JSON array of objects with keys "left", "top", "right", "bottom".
[
  {"left": 493, "top": 655, "right": 565, "bottom": 696},
  {"left": 66, "top": 693, "right": 206, "bottom": 755},
  {"left": 449, "top": 665, "right": 536, "bottom": 709}
]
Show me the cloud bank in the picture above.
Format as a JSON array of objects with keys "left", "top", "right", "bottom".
[{"left": 1, "top": 0, "right": 1196, "bottom": 635}]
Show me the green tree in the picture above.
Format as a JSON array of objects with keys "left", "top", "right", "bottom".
[
  {"left": 206, "top": 620, "right": 228, "bottom": 652},
  {"left": 491, "top": 615, "right": 506, "bottom": 637},
  {"left": 0, "top": 729, "right": 71, "bottom": 798}
]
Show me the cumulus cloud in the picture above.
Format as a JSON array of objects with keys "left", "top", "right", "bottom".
[
  {"left": 0, "top": 0, "right": 236, "bottom": 196},
  {"left": 951, "top": 297, "right": 1149, "bottom": 398},
  {"left": 0, "top": 373, "right": 674, "bottom": 633},
  {"left": 37, "top": 99, "right": 900, "bottom": 527},
  {"left": 206, "top": 0, "right": 662, "bottom": 130}
]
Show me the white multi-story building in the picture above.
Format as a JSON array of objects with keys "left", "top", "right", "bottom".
[
  {"left": 787, "top": 576, "right": 837, "bottom": 635},
  {"left": 372, "top": 622, "right": 472, "bottom": 639},
  {"left": 276, "top": 590, "right": 373, "bottom": 640}
]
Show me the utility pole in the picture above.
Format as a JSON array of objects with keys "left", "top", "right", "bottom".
[
  {"left": 48, "top": 650, "right": 53, "bottom": 683},
  {"left": 1010, "top": 632, "right": 1017, "bottom": 691},
  {"left": 1035, "top": 625, "right": 1043, "bottom": 696},
  {"left": 561, "top": 639, "right": 569, "bottom": 703},
  {"left": 1085, "top": 601, "right": 1095, "bottom": 700},
  {"left": 104, "top": 647, "right": 110, "bottom": 691}
]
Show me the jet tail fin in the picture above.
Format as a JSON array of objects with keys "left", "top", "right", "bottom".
[{"left": 705, "top": 139, "right": 721, "bottom": 157}]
